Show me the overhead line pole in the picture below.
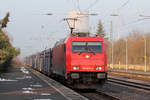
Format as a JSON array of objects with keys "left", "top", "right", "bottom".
[
  {"left": 126, "top": 39, "right": 128, "bottom": 71},
  {"left": 110, "top": 20, "right": 114, "bottom": 69},
  {"left": 139, "top": 15, "right": 149, "bottom": 72},
  {"left": 118, "top": 12, "right": 120, "bottom": 40},
  {"left": 144, "top": 37, "right": 147, "bottom": 72}
]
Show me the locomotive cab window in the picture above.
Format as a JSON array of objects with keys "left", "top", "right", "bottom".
[{"left": 72, "top": 41, "right": 102, "bottom": 53}]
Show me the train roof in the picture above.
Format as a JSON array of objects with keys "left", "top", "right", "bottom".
[
  {"left": 66, "top": 36, "right": 104, "bottom": 41},
  {"left": 54, "top": 36, "right": 104, "bottom": 47}
]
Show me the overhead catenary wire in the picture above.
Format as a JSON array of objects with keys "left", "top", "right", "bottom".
[
  {"left": 85, "top": 0, "right": 100, "bottom": 11},
  {"left": 118, "top": 0, "right": 130, "bottom": 10},
  {"left": 114, "top": 9, "right": 146, "bottom": 29},
  {"left": 122, "top": 13, "right": 150, "bottom": 29},
  {"left": 139, "top": 14, "right": 150, "bottom": 18},
  {"left": 138, "top": 18, "right": 150, "bottom": 21},
  {"left": 119, "top": 19, "right": 150, "bottom": 34},
  {"left": 109, "top": 15, "right": 148, "bottom": 36}
]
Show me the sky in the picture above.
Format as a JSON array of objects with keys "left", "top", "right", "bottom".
[{"left": 0, "top": 0, "right": 150, "bottom": 59}]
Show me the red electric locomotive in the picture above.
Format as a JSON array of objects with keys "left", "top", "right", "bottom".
[{"left": 52, "top": 36, "right": 107, "bottom": 89}]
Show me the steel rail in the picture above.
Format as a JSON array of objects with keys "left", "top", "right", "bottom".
[
  {"left": 108, "top": 78, "right": 150, "bottom": 91},
  {"left": 95, "top": 90, "right": 120, "bottom": 100},
  {"left": 77, "top": 90, "right": 120, "bottom": 100}
]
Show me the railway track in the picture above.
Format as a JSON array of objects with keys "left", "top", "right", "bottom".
[
  {"left": 77, "top": 89, "right": 120, "bottom": 100},
  {"left": 81, "top": 77, "right": 150, "bottom": 100},
  {"left": 107, "top": 77, "right": 150, "bottom": 91}
]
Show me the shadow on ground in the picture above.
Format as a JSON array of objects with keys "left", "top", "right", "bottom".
[{"left": 0, "top": 64, "right": 12, "bottom": 76}]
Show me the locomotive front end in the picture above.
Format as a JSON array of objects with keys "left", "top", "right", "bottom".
[{"left": 65, "top": 37, "right": 107, "bottom": 89}]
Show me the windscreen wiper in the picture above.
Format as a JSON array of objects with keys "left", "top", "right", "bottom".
[
  {"left": 78, "top": 46, "right": 87, "bottom": 55},
  {"left": 88, "top": 47, "right": 96, "bottom": 55},
  {"left": 78, "top": 52, "right": 83, "bottom": 55}
]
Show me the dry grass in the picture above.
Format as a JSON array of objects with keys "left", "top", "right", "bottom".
[{"left": 108, "top": 64, "right": 150, "bottom": 71}]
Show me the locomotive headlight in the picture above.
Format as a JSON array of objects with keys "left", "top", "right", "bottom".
[
  {"left": 73, "top": 67, "right": 77, "bottom": 70},
  {"left": 73, "top": 66, "right": 79, "bottom": 70},
  {"left": 96, "top": 66, "right": 102, "bottom": 70},
  {"left": 85, "top": 55, "right": 90, "bottom": 59}
]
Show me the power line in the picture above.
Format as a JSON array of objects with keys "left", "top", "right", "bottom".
[
  {"left": 85, "top": 0, "right": 100, "bottom": 11},
  {"left": 138, "top": 18, "right": 150, "bottom": 21},
  {"left": 139, "top": 14, "right": 150, "bottom": 17},
  {"left": 119, "top": 0, "right": 130, "bottom": 10},
  {"left": 120, "top": 18, "right": 150, "bottom": 31}
]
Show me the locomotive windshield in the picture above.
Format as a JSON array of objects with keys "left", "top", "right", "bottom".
[{"left": 72, "top": 41, "right": 102, "bottom": 53}]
